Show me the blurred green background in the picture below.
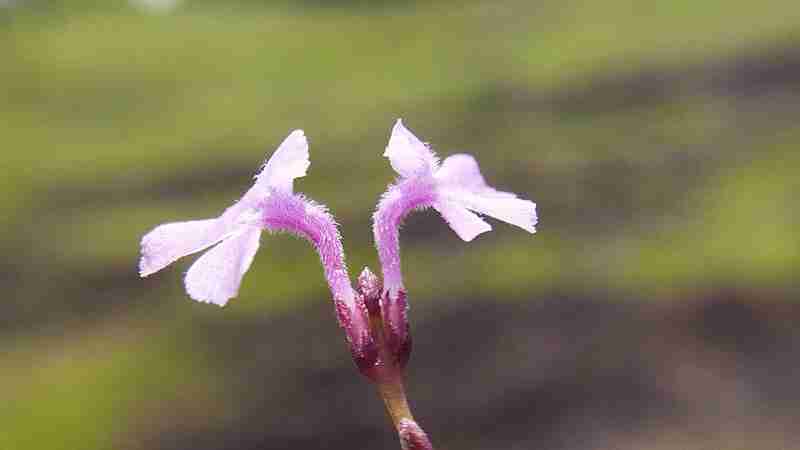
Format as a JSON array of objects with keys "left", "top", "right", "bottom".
[{"left": 2, "top": 1, "right": 799, "bottom": 449}]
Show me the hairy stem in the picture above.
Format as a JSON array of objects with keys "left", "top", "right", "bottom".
[{"left": 263, "top": 191, "right": 356, "bottom": 304}]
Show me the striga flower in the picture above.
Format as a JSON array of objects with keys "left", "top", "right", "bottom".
[
  {"left": 374, "top": 118, "right": 538, "bottom": 292},
  {"left": 372, "top": 119, "right": 537, "bottom": 366},
  {"left": 140, "top": 130, "right": 375, "bottom": 368},
  {"left": 140, "top": 130, "right": 374, "bottom": 367},
  {"left": 139, "top": 130, "right": 312, "bottom": 305},
  {"left": 139, "top": 131, "right": 356, "bottom": 313}
]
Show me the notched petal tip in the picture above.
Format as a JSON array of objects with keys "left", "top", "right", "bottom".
[
  {"left": 529, "top": 202, "right": 539, "bottom": 234},
  {"left": 502, "top": 198, "right": 537, "bottom": 234},
  {"left": 471, "top": 195, "right": 537, "bottom": 234},
  {"left": 192, "top": 296, "right": 228, "bottom": 308}
]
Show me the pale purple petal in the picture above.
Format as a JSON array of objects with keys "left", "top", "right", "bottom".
[
  {"left": 254, "top": 129, "right": 310, "bottom": 194},
  {"left": 139, "top": 218, "right": 227, "bottom": 277},
  {"left": 436, "top": 153, "right": 537, "bottom": 234},
  {"left": 435, "top": 153, "right": 490, "bottom": 191},
  {"left": 433, "top": 200, "right": 492, "bottom": 241},
  {"left": 436, "top": 153, "right": 516, "bottom": 199},
  {"left": 184, "top": 227, "right": 261, "bottom": 306},
  {"left": 449, "top": 189, "right": 538, "bottom": 234},
  {"left": 383, "top": 119, "right": 439, "bottom": 178}
]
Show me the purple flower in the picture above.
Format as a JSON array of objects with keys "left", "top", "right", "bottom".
[
  {"left": 370, "top": 119, "right": 537, "bottom": 371},
  {"left": 140, "top": 130, "right": 375, "bottom": 366},
  {"left": 374, "top": 119, "right": 538, "bottom": 292},
  {"left": 140, "top": 131, "right": 348, "bottom": 308}
]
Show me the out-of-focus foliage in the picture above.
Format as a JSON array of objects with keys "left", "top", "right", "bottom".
[{"left": 1, "top": 1, "right": 798, "bottom": 449}]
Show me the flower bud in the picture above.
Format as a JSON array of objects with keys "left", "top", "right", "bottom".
[
  {"left": 398, "top": 418, "right": 433, "bottom": 450},
  {"left": 357, "top": 266, "right": 382, "bottom": 316}
]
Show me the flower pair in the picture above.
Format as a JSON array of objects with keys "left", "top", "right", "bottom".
[
  {"left": 139, "top": 120, "right": 537, "bottom": 367},
  {"left": 140, "top": 119, "right": 536, "bottom": 305}
]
